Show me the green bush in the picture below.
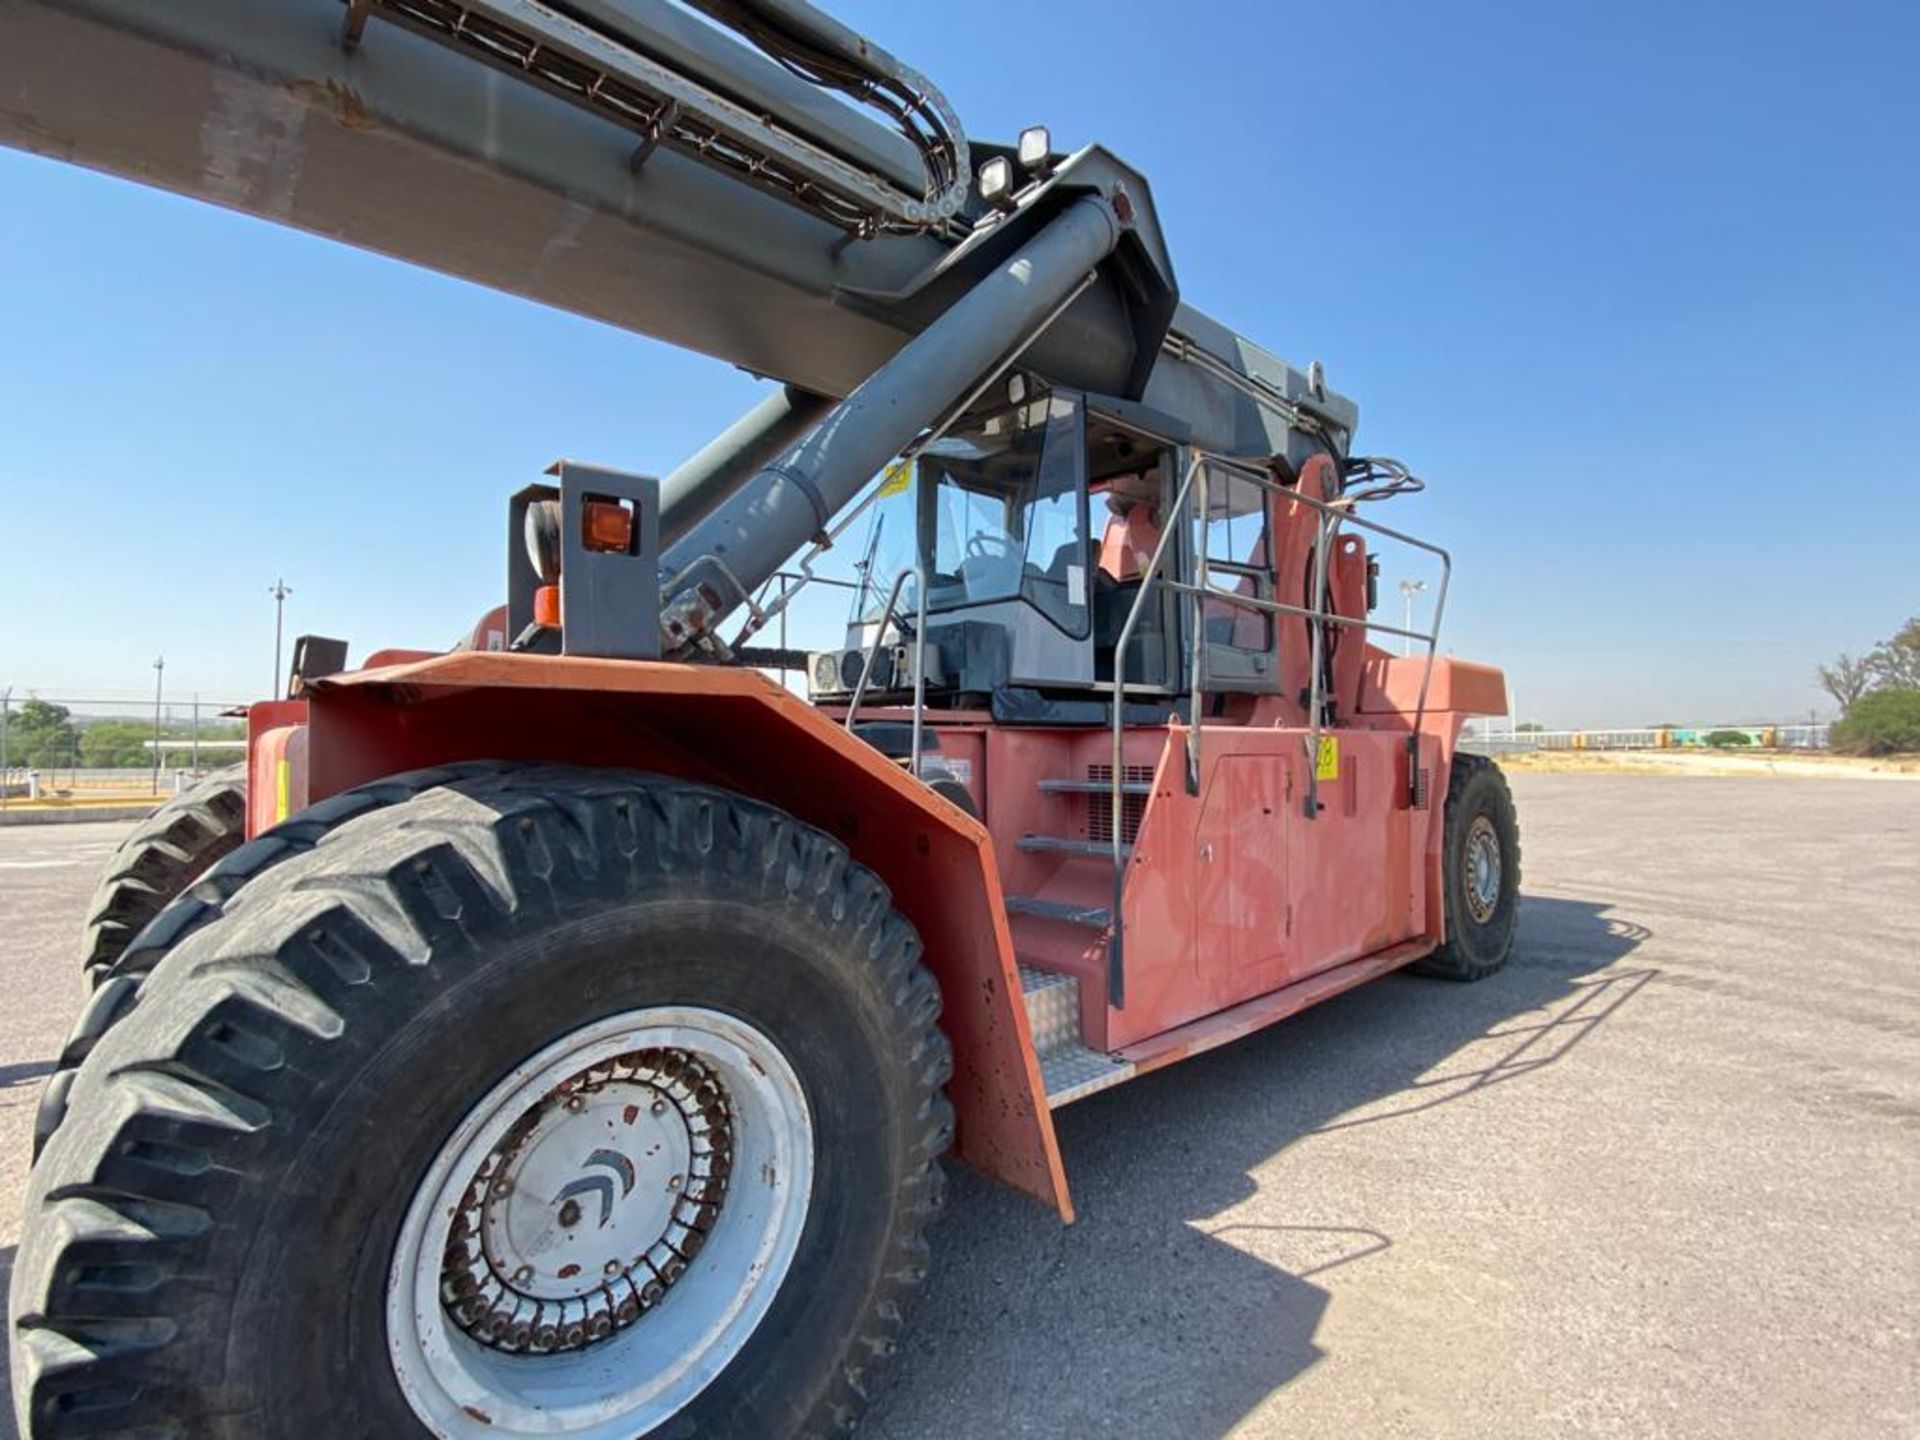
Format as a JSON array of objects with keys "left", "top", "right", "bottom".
[
  {"left": 1703, "top": 729, "right": 1753, "bottom": 748},
  {"left": 1831, "top": 688, "right": 1920, "bottom": 757}
]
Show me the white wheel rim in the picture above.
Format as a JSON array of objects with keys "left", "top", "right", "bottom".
[{"left": 387, "top": 1007, "right": 814, "bottom": 1438}]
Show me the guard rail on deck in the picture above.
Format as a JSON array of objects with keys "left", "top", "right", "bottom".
[{"left": 1103, "top": 451, "right": 1450, "bottom": 1007}]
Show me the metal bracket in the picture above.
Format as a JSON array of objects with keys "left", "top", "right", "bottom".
[{"left": 509, "top": 464, "right": 663, "bottom": 661}]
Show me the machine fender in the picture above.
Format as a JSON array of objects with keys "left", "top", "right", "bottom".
[{"left": 274, "top": 651, "right": 1073, "bottom": 1219}]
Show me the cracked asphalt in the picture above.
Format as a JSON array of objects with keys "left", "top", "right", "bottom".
[{"left": 3, "top": 772, "right": 1915, "bottom": 1437}]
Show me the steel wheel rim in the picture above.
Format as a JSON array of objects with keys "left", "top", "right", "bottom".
[
  {"left": 388, "top": 1006, "right": 814, "bottom": 1439},
  {"left": 1464, "top": 813, "right": 1502, "bottom": 925}
]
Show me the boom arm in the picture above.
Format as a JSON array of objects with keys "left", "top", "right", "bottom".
[{"left": 0, "top": 0, "right": 1171, "bottom": 401}]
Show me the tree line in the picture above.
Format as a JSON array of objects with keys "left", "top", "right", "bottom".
[
  {"left": 1818, "top": 617, "right": 1920, "bottom": 756},
  {"left": 0, "top": 699, "right": 245, "bottom": 771}
]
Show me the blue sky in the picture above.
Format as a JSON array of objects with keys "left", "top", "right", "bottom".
[{"left": 1, "top": 0, "right": 1915, "bottom": 724}]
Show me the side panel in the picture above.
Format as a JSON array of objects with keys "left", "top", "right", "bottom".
[
  {"left": 1193, "top": 753, "right": 1289, "bottom": 981},
  {"left": 1113, "top": 723, "right": 1440, "bottom": 1050},
  {"left": 293, "top": 653, "right": 1073, "bottom": 1219}
]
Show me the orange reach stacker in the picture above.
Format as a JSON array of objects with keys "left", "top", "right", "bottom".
[{"left": 3, "top": 2, "right": 1517, "bottom": 1434}]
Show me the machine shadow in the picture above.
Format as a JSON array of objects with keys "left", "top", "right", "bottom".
[{"left": 866, "top": 895, "right": 1652, "bottom": 1439}]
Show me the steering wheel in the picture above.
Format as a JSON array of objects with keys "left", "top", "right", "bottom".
[{"left": 966, "top": 532, "right": 1017, "bottom": 562}]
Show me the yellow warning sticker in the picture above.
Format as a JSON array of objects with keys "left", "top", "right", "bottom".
[
  {"left": 876, "top": 460, "right": 912, "bottom": 498},
  {"left": 1315, "top": 735, "right": 1340, "bottom": 782}
]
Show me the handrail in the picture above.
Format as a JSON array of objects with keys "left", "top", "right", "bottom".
[
  {"left": 1104, "top": 448, "right": 1452, "bottom": 1010},
  {"left": 1106, "top": 453, "right": 1205, "bottom": 1009},
  {"left": 732, "top": 271, "right": 1097, "bottom": 652},
  {"left": 842, "top": 566, "right": 920, "bottom": 730},
  {"left": 1195, "top": 451, "right": 1452, "bottom": 816}
]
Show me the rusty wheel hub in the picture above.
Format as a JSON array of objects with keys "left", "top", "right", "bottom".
[{"left": 439, "top": 1049, "right": 734, "bottom": 1356}]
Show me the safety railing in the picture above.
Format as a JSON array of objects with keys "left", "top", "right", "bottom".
[
  {"left": 1104, "top": 450, "right": 1452, "bottom": 1008},
  {"left": 841, "top": 563, "right": 931, "bottom": 775}
]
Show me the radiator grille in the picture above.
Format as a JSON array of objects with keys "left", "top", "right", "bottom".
[{"left": 1085, "top": 764, "right": 1152, "bottom": 844}]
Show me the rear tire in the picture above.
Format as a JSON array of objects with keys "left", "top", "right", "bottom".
[
  {"left": 78, "top": 764, "right": 247, "bottom": 989},
  {"left": 13, "top": 767, "right": 951, "bottom": 1440},
  {"left": 1413, "top": 752, "right": 1521, "bottom": 981}
]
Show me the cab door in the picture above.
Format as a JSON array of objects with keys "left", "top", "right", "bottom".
[{"left": 1193, "top": 459, "right": 1280, "bottom": 694}]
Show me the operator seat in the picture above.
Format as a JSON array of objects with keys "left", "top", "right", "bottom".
[{"left": 1093, "top": 489, "right": 1166, "bottom": 682}]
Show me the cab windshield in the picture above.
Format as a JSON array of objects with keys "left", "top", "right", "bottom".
[{"left": 849, "top": 394, "right": 1085, "bottom": 634}]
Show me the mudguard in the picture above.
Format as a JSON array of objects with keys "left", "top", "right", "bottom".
[{"left": 250, "top": 651, "right": 1073, "bottom": 1219}]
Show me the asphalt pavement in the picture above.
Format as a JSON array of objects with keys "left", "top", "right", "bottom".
[{"left": 2, "top": 773, "right": 1915, "bottom": 1438}]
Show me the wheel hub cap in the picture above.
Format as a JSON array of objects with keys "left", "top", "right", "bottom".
[
  {"left": 1464, "top": 814, "right": 1502, "bottom": 924},
  {"left": 442, "top": 1051, "right": 733, "bottom": 1355}
]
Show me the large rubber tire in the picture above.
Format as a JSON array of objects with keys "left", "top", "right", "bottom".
[
  {"left": 32, "top": 765, "right": 504, "bottom": 1162},
  {"left": 13, "top": 766, "right": 952, "bottom": 1440},
  {"left": 78, "top": 764, "right": 248, "bottom": 988},
  {"left": 1412, "top": 752, "right": 1521, "bottom": 981}
]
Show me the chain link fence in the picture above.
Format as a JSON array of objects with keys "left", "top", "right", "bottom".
[{"left": 0, "top": 691, "right": 253, "bottom": 807}]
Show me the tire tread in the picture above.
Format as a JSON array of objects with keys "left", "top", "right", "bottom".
[{"left": 18, "top": 767, "right": 951, "bottom": 1440}]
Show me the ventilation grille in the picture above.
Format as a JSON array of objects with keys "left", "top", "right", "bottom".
[
  {"left": 1085, "top": 764, "right": 1153, "bottom": 845},
  {"left": 1413, "top": 766, "right": 1431, "bottom": 812}
]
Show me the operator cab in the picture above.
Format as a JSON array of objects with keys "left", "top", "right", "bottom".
[{"left": 810, "top": 382, "right": 1259, "bottom": 717}]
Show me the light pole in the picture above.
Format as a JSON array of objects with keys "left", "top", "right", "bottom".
[
  {"left": 270, "top": 578, "right": 293, "bottom": 698},
  {"left": 1397, "top": 579, "right": 1428, "bottom": 657},
  {"left": 151, "top": 656, "right": 165, "bottom": 796},
  {"left": 1, "top": 685, "right": 12, "bottom": 811}
]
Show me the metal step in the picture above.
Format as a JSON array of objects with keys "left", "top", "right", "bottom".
[
  {"left": 1037, "top": 778, "right": 1153, "bottom": 796},
  {"left": 1018, "top": 835, "right": 1133, "bottom": 859},
  {"left": 1019, "top": 965, "right": 1135, "bottom": 1108},
  {"left": 1018, "top": 965, "right": 1079, "bottom": 1053},
  {"left": 1004, "top": 895, "right": 1112, "bottom": 928}
]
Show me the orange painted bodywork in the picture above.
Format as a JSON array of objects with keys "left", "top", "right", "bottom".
[
  {"left": 250, "top": 653, "right": 1074, "bottom": 1220},
  {"left": 240, "top": 464, "right": 1510, "bottom": 1222},
  {"left": 863, "top": 651, "right": 1499, "bottom": 1058}
]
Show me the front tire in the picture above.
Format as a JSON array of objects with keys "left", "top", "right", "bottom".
[{"left": 13, "top": 767, "right": 952, "bottom": 1440}]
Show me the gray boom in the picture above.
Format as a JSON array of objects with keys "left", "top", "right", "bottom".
[{"left": 0, "top": 0, "right": 1356, "bottom": 646}]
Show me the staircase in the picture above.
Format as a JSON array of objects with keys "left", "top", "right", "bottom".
[
  {"left": 1006, "top": 764, "right": 1155, "bottom": 1108},
  {"left": 1020, "top": 964, "right": 1133, "bottom": 1107}
]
